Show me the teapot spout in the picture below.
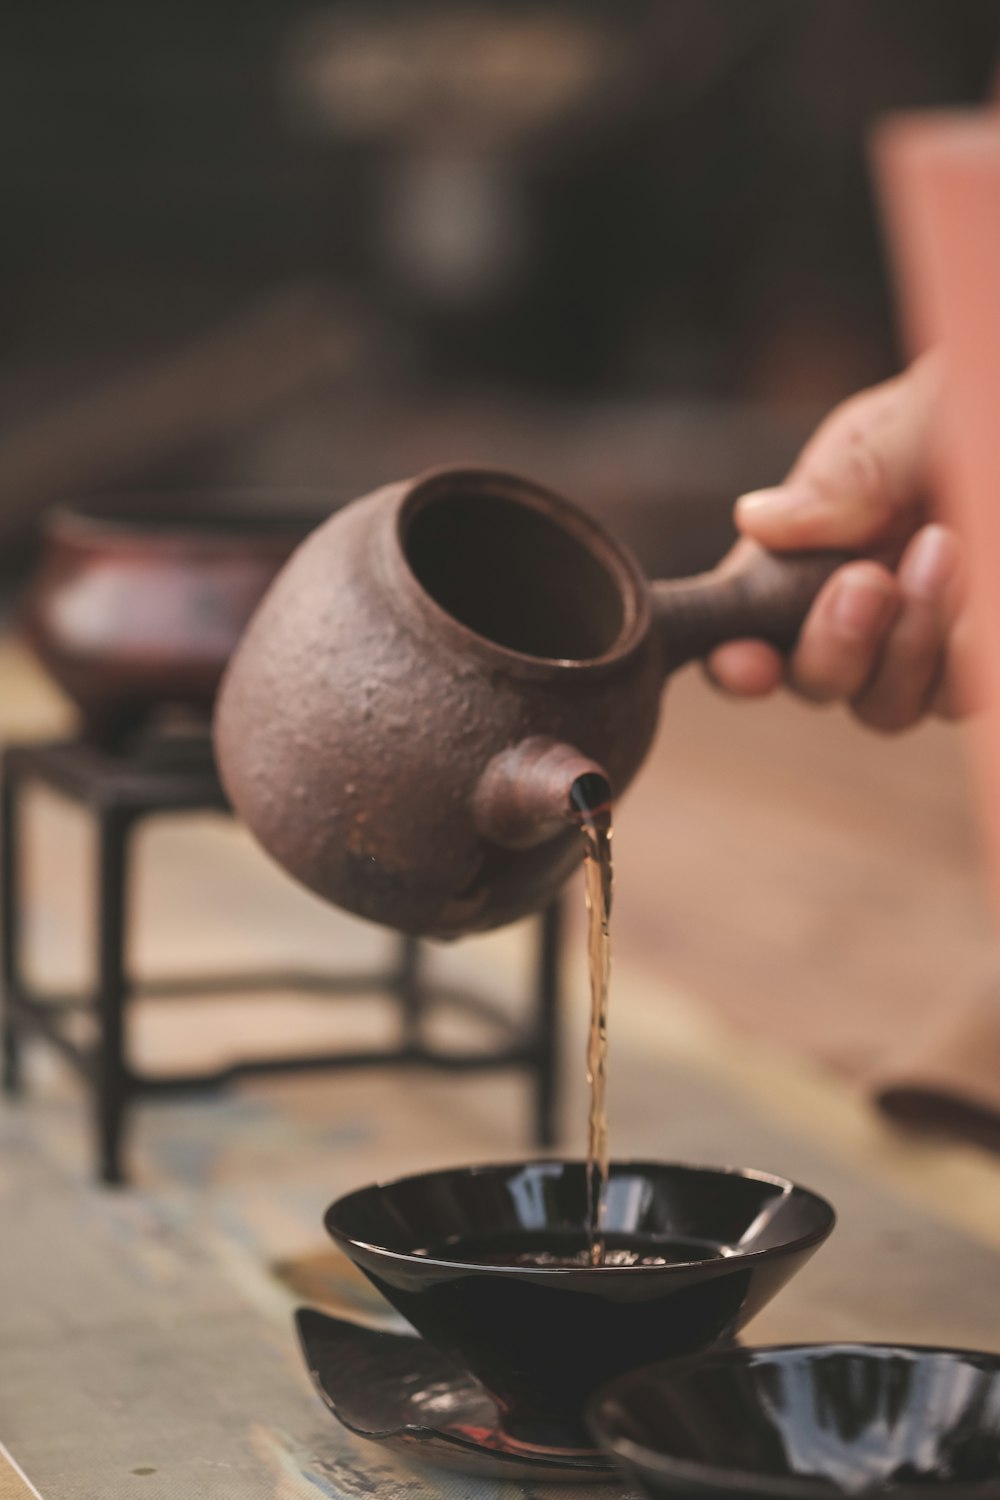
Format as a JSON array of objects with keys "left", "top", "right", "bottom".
[{"left": 473, "top": 736, "right": 612, "bottom": 850}]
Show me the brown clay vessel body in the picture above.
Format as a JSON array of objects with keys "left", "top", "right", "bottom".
[{"left": 215, "top": 466, "right": 846, "bottom": 937}]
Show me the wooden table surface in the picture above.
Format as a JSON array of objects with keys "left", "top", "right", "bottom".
[{"left": 2, "top": 639, "right": 1000, "bottom": 1499}]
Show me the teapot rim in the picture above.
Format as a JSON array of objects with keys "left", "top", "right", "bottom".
[{"left": 382, "top": 464, "right": 652, "bottom": 679}]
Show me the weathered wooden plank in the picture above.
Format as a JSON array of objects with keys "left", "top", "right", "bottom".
[{"left": 3, "top": 637, "right": 1000, "bottom": 1499}]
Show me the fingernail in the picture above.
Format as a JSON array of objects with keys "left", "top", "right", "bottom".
[
  {"left": 831, "top": 569, "right": 897, "bottom": 636},
  {"left": 900, "top": 524, "right": 959, "bottom": 604},
  {"left": 735, "top": 486, "right": 821, "bottom": 522}
]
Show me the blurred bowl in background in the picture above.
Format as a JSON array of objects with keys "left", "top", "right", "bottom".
[{"left": 22, "top": 490, "right": 332, "bottom": 747}]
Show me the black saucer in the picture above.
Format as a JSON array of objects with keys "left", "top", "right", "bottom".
[
  {"left": 588, "top": 1343, "right": 1000, "bottom": 1499},
  {"left": 295, "top": 1307, "right": 618, "bottom": 1482}
]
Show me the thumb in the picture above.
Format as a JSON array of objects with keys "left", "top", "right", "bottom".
[{"left": 735, "top": 353, "right": 941, "bottom": 552}]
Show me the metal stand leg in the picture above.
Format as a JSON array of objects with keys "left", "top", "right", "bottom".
[
  {"left": 1, "top": 754, "right": 22, "bottom": 1096},
  {"left": 396, "top": 935, "right": 422, "bottom": 1051},
  {"left": 533, "top": 898, "right": 563, "bottom": 1150},
  {"left": 95, "top": 809, "right": 131, "bottom": 1185}
]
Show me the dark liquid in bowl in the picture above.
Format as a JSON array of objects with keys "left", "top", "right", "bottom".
[{"left": 415, "top": 1229, "right": 728, "bottom": 1268}]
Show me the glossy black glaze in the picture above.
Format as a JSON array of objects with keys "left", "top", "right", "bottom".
[
  {"left": 589, "top": 1344, "right": 1000, "bottom": 1499},
  {"left": 294, "top": 1308, "right": 617, "bottom": 1482},
  {"left": 324, "top": 1160, "right": 835, "bottom": 1450}
]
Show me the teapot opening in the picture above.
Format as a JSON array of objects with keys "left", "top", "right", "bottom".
[{"left": 402, "top": 485, "right": 627, "bottom": 662}]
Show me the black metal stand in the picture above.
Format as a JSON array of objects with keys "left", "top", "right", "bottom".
[{"left": 1, "top": 737, "right": 563, "bottom": 1184}]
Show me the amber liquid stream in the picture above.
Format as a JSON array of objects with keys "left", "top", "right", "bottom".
[{"left": 571, "top": 776, "right": 614, "bottom": 1266}]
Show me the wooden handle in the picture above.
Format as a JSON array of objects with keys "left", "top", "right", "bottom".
[{"left": 651, "top": 544, "right": 854, "bottom": 673}]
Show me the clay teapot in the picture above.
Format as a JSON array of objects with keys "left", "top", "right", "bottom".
[{"left": 214, "top": 466, "right": 845, "bottom": 938}]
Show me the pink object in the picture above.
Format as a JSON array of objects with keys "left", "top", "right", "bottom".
[{"left": 876, "top": 112, "right": 1000, "bottom": 922}]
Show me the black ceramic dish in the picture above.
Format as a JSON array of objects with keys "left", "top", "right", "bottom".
[
  {"left": 588, "top": 1343, "right": 1000, "bottom": 1499},
  {"left": 295, "top": 1307, "right": 618, "bottom": 1481},
  {"left": 322, "top": 1159, "right": 835, "bottom": 1454}
]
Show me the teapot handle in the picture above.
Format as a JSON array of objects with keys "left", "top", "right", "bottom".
[{"left": 650, "top": 544, "right": 856, "bottom": 673}]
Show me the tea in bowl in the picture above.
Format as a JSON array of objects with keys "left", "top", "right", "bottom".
[{"left": 323, "top": 1158, "right": 835, "bottom": 1454}]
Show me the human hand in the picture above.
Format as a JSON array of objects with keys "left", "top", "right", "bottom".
[{"left": 708, "top": 354, "right": 969, "bottom": 730}]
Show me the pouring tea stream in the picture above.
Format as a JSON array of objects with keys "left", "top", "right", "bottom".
[
  {"left": 214, "top": 464, "right": 849, "bottom": 940},
  {"left": 215, "top": 468, "right": 853, "bottom": 1259}
]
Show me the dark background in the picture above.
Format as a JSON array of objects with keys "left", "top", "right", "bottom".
[{"left": 2, "top": 0, "right": 999, "bottom": 582}]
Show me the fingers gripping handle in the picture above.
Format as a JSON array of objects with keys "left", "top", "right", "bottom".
[{"left": 651, "top": 545, "right": 854, "bottom": 674}]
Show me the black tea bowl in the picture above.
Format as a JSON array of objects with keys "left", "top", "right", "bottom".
[
  {"left": 588, "top": 1343, "right": 1000, "bottom": 1498},
  {"left": 324, "top": 1159, "right": 835, "bottom": 1453}
]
